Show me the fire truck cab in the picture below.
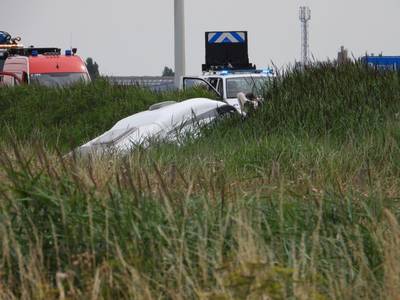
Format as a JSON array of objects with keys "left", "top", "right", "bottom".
[
  {"left": 0, "top": 31, "right": 90, "bottom": 87},
  {"left": 1, "top": 48, "right": 90, "bottom": 87}
]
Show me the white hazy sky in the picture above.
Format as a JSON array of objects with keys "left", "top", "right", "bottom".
[{"left": 3, "top": 0, "right": 400, "bottom": 76}]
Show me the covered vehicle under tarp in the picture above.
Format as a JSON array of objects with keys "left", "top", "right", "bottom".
[{"left": 74, "top": 98, "right": 237, "bottom": 156}]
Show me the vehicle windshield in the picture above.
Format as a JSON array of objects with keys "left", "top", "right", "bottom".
[
  {"left": 226, "top": 76, "right": 269, "bottom": 99},
  {"left": 30, "top": 72, "right": 90, "bottom": 87}
]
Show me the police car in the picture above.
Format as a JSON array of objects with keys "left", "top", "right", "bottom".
[
  {"left": 183, "top": 69, "right": 273, "bottom": 111},
  {"left": 182, "top": 31, "right": 274, "bottom": 111}
]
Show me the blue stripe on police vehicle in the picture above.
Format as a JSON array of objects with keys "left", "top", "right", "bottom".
[{"left": 208, "top": 32, "right": 245, "bottom": 44}]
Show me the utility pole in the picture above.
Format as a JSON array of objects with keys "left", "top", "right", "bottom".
[
  {"left": 174, "top": 0, "right": 186, "bottom": 88},
  {"left": 299, "top": 6, "right": 311, "bottom": 65}
]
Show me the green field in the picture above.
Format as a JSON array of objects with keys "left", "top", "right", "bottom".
[{"left": 1, "top": 63, "right": 400, "bottom": 299}]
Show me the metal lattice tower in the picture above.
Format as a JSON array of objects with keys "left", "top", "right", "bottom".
[{"left": 299, "top": 6, "right": 311, "bottom": 65}]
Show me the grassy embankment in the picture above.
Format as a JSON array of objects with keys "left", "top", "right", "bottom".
[{"left": 1, "top": 63, "right": 400, "bottom": 299}]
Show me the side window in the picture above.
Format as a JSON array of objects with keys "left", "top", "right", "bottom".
[
  {"left": 207, "top": 77, "right": 219, "bottom": 89},
  {"left": 206, "top": 78, "right": 224, "bottom": 98},
  {"left": 182, "top": 77, "right": 222, "bottom": 99},
  {"left": 184, "top": 78, "right": 209, "bottom": 89}
]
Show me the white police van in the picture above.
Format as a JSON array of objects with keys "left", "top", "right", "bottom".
[{"left": 182, "top": 31, "right": 274, "bottom": 111}]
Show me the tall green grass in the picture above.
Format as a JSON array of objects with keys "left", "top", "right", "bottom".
[
  {"left": 1, "top": 63, "right": 400, "bottom": 299},
  {"left": 0, "top": 79, "right": 213, "bottom": 150}
]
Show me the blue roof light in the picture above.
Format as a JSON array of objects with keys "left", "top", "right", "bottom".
[
  {"left": 65, "top": 49, "right": 72, "bottom": 56},
  {"left": 31, "top": 50, "right": 38, "bottom": 57},
  {"left": 261, "top": 68, "right": 274, "bottom": 75},
  {"left": 220, "top": 70, "right": 229, "bottom": 75}
]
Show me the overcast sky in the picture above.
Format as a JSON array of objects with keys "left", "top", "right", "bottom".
[{"left": 3, "top": 0, "right": 400, "bottom": 76}]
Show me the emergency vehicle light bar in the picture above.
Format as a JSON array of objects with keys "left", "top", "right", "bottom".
[
  {"left": 1, "top": 47, "right": 61, "bottom": 57},
  {"left": 0, "top": 44, "right": 24, "bottom": 49},
  {"left": 26, "top": 48, "right": 61, "bottom": 55},
  {"left": 204, "top": 68, "right": 271, "bottom": 76}
]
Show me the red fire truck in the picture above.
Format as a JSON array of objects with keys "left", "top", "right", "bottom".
[{"left": 0, "top": 31, "right": 90, "bottom": 87}]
